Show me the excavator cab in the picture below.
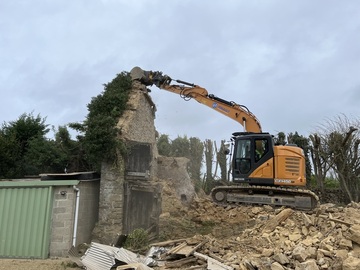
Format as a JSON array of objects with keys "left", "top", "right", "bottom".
[{"left": 232, "top": 132, "right": 275, "bottom": 185}]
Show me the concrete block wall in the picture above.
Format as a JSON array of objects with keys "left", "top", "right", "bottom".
[
  {"left": 76, "top": 180, "right": 100, "bottom": 245},
  {"left": 50, "top": 186, "right": 76, "bottom": 257},
  {"left": 50, "top": 180, "right": 100, "bottom": 257}
]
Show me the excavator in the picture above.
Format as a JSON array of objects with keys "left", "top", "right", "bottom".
[{"left": 130, "top": 67, "right": 319, "bottom": 211}]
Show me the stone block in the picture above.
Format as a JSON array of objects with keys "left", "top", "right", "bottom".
[
  {"left": 339, "top": 238, "right": 353, "bottom": 249},
  {"left": 271, "top": 262, "right": 284, "bottom": 270},
  {"left": 292, "top": 245, "right": 309, "bottom": 262},
  {"left": 349, "top": 224, "right": 360, "bottom": 245},
  {"left": 343, "top": 255, "right": 360, "bottom": 270},
  {"left": 273, "top": 253, "right": 289, "bottom": 264},
  {"left": 295, "top": 259, "right": 319, "bottom": 270}
]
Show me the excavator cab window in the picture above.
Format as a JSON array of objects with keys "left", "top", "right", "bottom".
[
  {"left": 255, "top": 139, "right": 268, "bottom": 162},
  {"left": 234, "top": 139, "right": 251, "bottom": 174},
  {"left": 233, "top": 134, "right": 273, "bottom": 181}
]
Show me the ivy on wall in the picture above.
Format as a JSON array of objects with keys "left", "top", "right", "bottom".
[{"left": 70, "top": 71, "right": 132, "bottom": 169}]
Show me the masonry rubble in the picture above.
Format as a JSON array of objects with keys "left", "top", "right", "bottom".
[
  {"left": 74, "top": 200, "right": 360, "bottom": 270},
  {"left": 155, "top": 198, "right": 360, "bottom": 269}
]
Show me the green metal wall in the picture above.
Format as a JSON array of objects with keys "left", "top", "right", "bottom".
[{"left": 0, "top": 186, "right": 53, "bottom": 258}]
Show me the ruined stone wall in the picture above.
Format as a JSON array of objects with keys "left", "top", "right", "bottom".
[
  {"left": 93, "top": 80, "right": 160, "bottom": 244},
  {"left": 157, "top": 156, "right": 196, "bottom": 205}
]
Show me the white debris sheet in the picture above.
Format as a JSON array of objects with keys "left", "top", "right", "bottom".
[{"left": 81, "top": 242, "right": 155, "bottom": 270}]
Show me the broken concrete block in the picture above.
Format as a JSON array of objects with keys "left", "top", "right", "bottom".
[
  {"left": 317, "top": 248, "right": 332, "bottom": 258},
  {"left": 343, "top": 255, "right": 360, "bottom": 270},
  {"left": 319, "top": 242, "right": 334, "bottom": 252},
  {"left": 335, "top": 249, "right": 349, "bottom": 260},
  {"left": 339, "top": 238, "right": 353, "bottom": 250},
  {"left": 273, "top": 253, "right": 289, "bottom": 265},
  {"left": 301, "top": 226, "right": 309, "bottom": 236},
  {"left": 262, "top": 248, "right": 274, "bottom": 257},
  {"left": 295, "top": 259, "right": 319, "bottom": 270},
  {"left": 300, "top": 237, "right": 314, "bottom": 247},
  {"left": 251, "top": 206, "right": 263, "bottom": 214},
  {"left": 289, "top": 233, "right": 302, "bottom": 242},
  {"left": 301, "top": 212, "right": 314, "bottom": 227},
  {"left": 292, "top": 246, "right": 309, "bottom": 262},
  {"left": 307, "top": 247, "right": 317, "bottom": 259},
  {"left": 349, "top": 224, "right": 360, "bottom": 245},
  {"left": 271, "top": 261, "right": 285, "bottom": 270}
]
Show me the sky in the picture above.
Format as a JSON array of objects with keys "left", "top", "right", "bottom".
[{"left": 1, "top": 0, "right": 360, "bottom": 145}]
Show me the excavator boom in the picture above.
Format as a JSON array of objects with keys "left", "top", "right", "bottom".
[{"left": 130, "top": 67, "right": 262, "bottom": 133}]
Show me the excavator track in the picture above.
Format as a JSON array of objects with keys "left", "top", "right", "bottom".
[{"left": 211, "top": 185, "right": 319, "bottom": 211}]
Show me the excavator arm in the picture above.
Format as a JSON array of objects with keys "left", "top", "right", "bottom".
[{"left": 130, "top": 67, "right": 262, "bottom": 133}]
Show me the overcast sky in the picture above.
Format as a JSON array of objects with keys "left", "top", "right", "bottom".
[{"left": 1, "top": 0, "right": 360, "bottom": 144}]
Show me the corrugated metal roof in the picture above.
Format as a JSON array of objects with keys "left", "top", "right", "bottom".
[{"left": 0, "top": 180, "right": 80, "bottom": 188}]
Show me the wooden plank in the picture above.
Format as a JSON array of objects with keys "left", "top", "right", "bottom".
[
  {"left": 165, "top": 256, "right": 197, "bottom": 268},
  {"left": 167, "top": 242, "right": 188, "bottom": 254},
  {"left": 262, "top": 208, "right": 294, "bottom": 233},
  {"left": 150, "top": 238, "right": 187, "bottom": 247}
]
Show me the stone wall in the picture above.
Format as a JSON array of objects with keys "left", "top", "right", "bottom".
[{"left": 93, "top": 80, "right": 161, "bottom": 244}]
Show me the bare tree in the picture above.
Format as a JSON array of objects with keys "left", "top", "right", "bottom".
[
  {"left": 189, "top": 137, "right": 204, "bottom": 180},
  {"left": 311, "top": 115, "right": 360, "bottom": 202},
  {"left": 309, "top": 133, "right": 332, "bottom": 193},
  {"left": 216, "top": 140, "right": 228, "bottom": 181},
  {"left": 204, "top": 139, "right": 214, "bottom": 193}
]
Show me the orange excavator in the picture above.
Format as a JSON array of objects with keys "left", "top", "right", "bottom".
[{"left": 130, "top": 67, "right": 319, "bottom": 210}]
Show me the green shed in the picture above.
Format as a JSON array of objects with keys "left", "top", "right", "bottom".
[{"left": 0, "top": 174, "right": 100, "bottom": 259}]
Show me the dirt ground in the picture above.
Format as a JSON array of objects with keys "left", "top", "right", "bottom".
[{"left": 0, "top": 258, "right": 81, "bottom": 270}]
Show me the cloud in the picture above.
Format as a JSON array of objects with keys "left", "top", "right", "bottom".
[{"left": 1, "top": 0, "right": 360, "bottom": 143}]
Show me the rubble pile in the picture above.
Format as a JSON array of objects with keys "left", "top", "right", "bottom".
[
  {"left": 156, "top": 199, "right": 360, "bottom": 270},
  {"left": 77, "top": 158, "right": 360, "bottom": 270}
]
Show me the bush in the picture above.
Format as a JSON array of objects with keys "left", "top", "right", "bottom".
[{"left": 124, "top": 228, "right": 149, "bottom": 252}]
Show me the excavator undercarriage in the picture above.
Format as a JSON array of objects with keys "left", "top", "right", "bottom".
[{"left": 211, "top": 185, "right": 319, "bottom": 211}]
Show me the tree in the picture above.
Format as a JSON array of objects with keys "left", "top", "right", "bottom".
[
  {"left": 0, "top": 113, "right": 50, "bottom": 178},
  {"left": 69, "top": 71, "right": 132, "bottom": 169},
  {"left": 311, "top": 115, "right": 360, "bottom": 202},
  {"left": 23, "top": 136, "right": 66, "bottom": 175},
  {"left": 189, "top": 137, "right": 204, "bottom": 180},
  {"left": 273, "top": 132, "right": 286, "bottom": 145},
  {"left": 309, "top": 133, "right": 332, "bottom": 193},
  {"left": 216, "top": 140, "right": 228, "bottom": 181},
  {"left": 157, "top": 134, "right": 203, "bottom": 181},
  {"left": 157, "top": 134, "right": 171, "bottom": 156},
  {"left": 171, "top": 135, "right": 190, "bottom": 157},
  {"left": 204, "top": 139, "right": 214, "bottom": 193}
]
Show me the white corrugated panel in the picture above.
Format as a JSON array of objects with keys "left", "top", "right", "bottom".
[{"left": 81, "top": 242, "right": 153, "bottom": 270}]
